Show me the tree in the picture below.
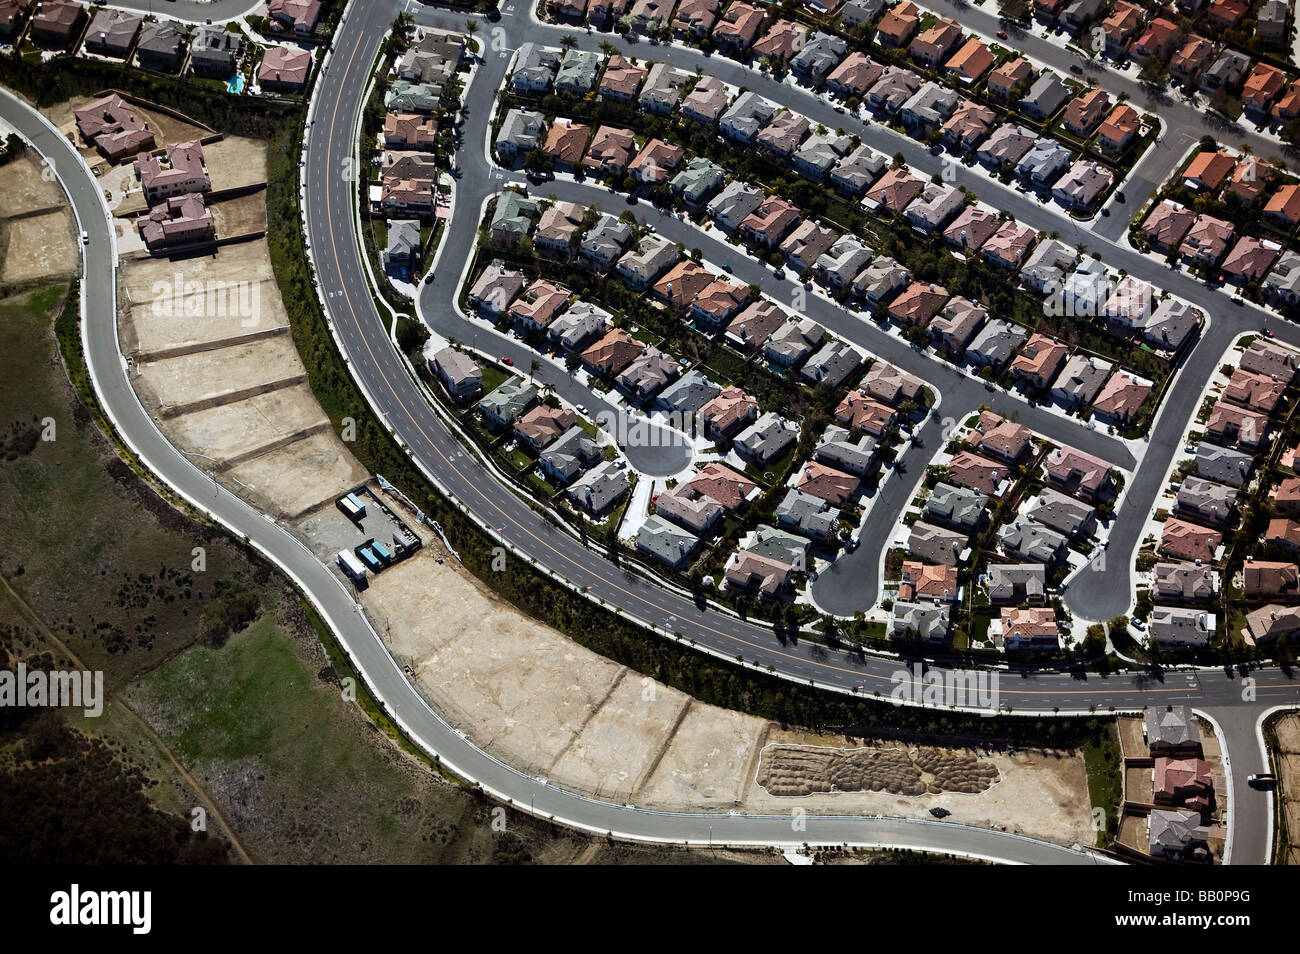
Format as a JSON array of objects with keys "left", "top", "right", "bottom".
[{"left": 561, "top": 33, "right": 578, "bottom": 49}]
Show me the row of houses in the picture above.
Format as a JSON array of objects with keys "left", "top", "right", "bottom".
[
  {"left": 1139, "top": 338, "right": 1300, "bottom": 650},
  {"left": 1139, "top": 149, "right": 1300, "bottom": 306},
  {"left": 2, "top": 1, "right": 314, "bottom": 89}
]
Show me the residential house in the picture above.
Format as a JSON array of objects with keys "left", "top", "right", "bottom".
[
  {"left": 582, "top": 125, "right": 638, "bottom": 177},
  {"left": 1016, "top": 138, "right": 1072, "bottom": 187},
  {"left": 907, "top": 16, "right": 962, "bottom": 69},
  {"left": 707, "top": 181, "right": 765, "bottom": 233},
  {"left": 431, "top": 347, "right": 481, "bottom": 403},
  {"left": 739, "top": 195, "right": 801, "bottom": 248},
  {"left": 258, "top": 46, "right": 312, "bottom": 90},
  {"left": 755, "top": 110, "right": 811, "bottom": 157},
  {"left": 555, "top": 48, "right": 602, "bottom": 94},
  {"left": 925, "top": 481, "right": 988, "bottom": 531},
  {"left": 1243, "top": 561, "right": 1300, "bottom": 597},
  {"left": 724, "top": 551, "right": 793, "bottom": 599},
  {"left": 908, "top": 520, "right": 969, "bottom": 566},
  {"left": 1030, "top": 487, "right": 1097, "bottom": 538},
  {"left": 947, "top": 450, "right": 1009, "bottom": 496},
  {"left": 1153, "top": 563, "right": 1219, "bottom": 602},
  {"left": 928, "top": 296, "right": 986, "bottom": 355},
  {"left": 712, "top": 1, "right": 765, "bottom": 55},
  {"left": 987, "top": 564, "right": 1047, "bottom": 603},
  {"left": 899, "top": 562, "right": 961, "bottom": 602},
  {"left": 615, "top": 233, "right": 679, "bottom": 289},
  {"left": 977, "top": 123, "right": 1036, "bottom": 170},
  {"left": 864, "top": 166, "right": 924, "bottom": 212},
  {"left": 1001, "top": 607, "right": 1060, "bottom": 651},
  {"left": 965, "top": 319, "right": 1028, "bottom": 370},
  {"left": 888, "top": 281, "right": 949, "bottom": 326},
  {"left": 680, "top": 75, "right": 730, "bottom": 125},
  {"left": 1063, "top": 88, "right": 1111, "bottom": 137},
  {"left": 670, "top": 156, "right": 725, "bottom": 206},
  {"left": 687, "top": 461, "right": 758, "bottom": 511},
  {"left": 1179, "top": 213, "right": 1235, "bottom": 264},
  {"left": 617, "top": 346, "right": 680, "bottom": 402},
  {"left": 941, "top": 99, "right": 996, "bottom": 152},
  {"left": 1092, "top": 370, "right": 1152, "bottom": 424},
  {"left": 468, "top": 260, "right": 525, "bottom": 317},
  {"left": 763, "top": 317, "right": 824, "bottom": 367},
  {"left": 508, "top": 279, "right": 570, "bottom": 333},
  {"left": 540, "top": 426, "right": 603, "bottom": 484},
  {"left": 968, "top": 411, "right": 1032, "bottom": 463},
  {"left": 579, "top": 213, "right": 634, "bottom": 268},
  {"left": 799, "top": 341, "right": 862, "bottom": 388},
  {"left": 1019, "top": 72, "right": 1069, "bottom": 121},
  {"left": 541, "top": 118, "right": 591, "bottom": 167},
  {"left": 1043, "top": 445, "right": 1112, "bottom": 500},
  {"left": 726, "top": 302, "right": 789, "bottom": 355},
  {"left": 890, "top": 601, "right": 951, "bottom": 644},
  {"left": 135, "top": 20, "right": 187, "bottom": 73},
  {"left": 84, "top": 7, "right": 139, "bottom": 58},
  {"left": 478, "top": 380, "right": 538, "bottom": 430},
  {"left": 1051, "top": 354, "right": 1112, "bottom": 409},
  {"left": 1097, "top": 104, "right": 1141, "bottom": 153},
  {"left": 826, "top": 52, "right": 884, "bottom": 98},
  {"left": 904, "top": 182, "right": 964, "bottom": 233},
  {"left": 581, "top": 328, "right": 646, "bottom": 377},
  {"left": 636, "top": 515, "right": 702, "bottom": 570},
  {"left": 514, "top": 405, "right": 577, "bottom": 452},
  {"left": 699, "top": 387, "right": 759, "bottom": 438},
  {"left": 1000, "top": 521, "right": 1069, "bottom": 565},
  {"left": 982, "top": 220, "right": 1037, "bottom": 270},
  {"left": 567, "top": 461, "right": 631, "bottom": 517},
  {"left": 1160, "top": 518, "right": 1223, "bottom": 563},
  {"left": 1196, "top": 443, "right": 1253, "bottom": 487},
  {"left": 866, "top": 64, "right": 922, "bottom": 114},
  {"left": 629, "top": 138, "right": 685, "bottom": 184},
  {"left": 791, "top": 31, "right": 846, "bottom": 84},
  {"left": 497, "top": 108, "right": 546, "bottom": 159},
  {"left": 190, "top": 26, "right": 242, "bottom": 76},
  {"left": 1009, "top": 333, "right": 1069, "bottom": 390}
]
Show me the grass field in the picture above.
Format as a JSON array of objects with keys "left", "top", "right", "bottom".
[{"left": 0, "top": 280, "right": 770, "bottom": 864}]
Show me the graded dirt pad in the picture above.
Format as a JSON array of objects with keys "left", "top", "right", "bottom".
[
  {"left": 637, "top": 705, "right": 764, "bottom": 808},
  {"left": 1117, "top": 715, "right": 1147, "bottom": 760},
  {"left": 211, "top": 192, "right": 268, "bottom": 238},
  {"left": 122, "top": 277, "right": 288, "bottom": 355},
  {"left": 1125, "top": 765, "right": 1154, "bottom": 804},
  {"left": 201, "top": 137, "right": 268, "bottom": 192},
  {"left": 357, "top": 514, "right": 1094, "bottom": 846},
  {"left": 222, "top": 428, "right": 369, "bottom": 520},
  {"left": 547, "top": 674, "right": 691, "bottom": 803},
  {"left": 161, "top": 384, "right": 329, "bottom": 463},
  {"left": 0, "top": 155, "right": 67, "bottom": 216},
  {"left": 0, "top": 210, "right": 77, "bottom": 285},
  {"left": 371, "top": 549, "right": 631, "bottom": 781},
  {"left": 757, "top": 743, "right": 999, "bottom": 797},
  {"left": 1117, "top": 814, "right": 1147, "bottom": 854},
  {"left": 122, "top": 238, "right": 277, "bottom": 295},
  {"left": 130, "top": 104, "right": 211, "bottom": 150},
  {"left": 131, "top": 334, "right": 304, "bottom": 412},
  {"left": 1275, "top": 713, "right": 1300, "bottom": 754}
]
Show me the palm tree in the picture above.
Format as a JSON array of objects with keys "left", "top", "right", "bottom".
[{"left": 560, "top": 33, "right": 578, "bottom": 49}]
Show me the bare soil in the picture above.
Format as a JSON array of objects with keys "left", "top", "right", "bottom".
[
  {"left": 757, "top": 742, "right": 998, "bottom": 797},
  {"left": 0, "top": 210, "right": 77, "bottom": 286}
]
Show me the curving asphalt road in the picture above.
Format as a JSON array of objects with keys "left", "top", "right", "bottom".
[
  {"left": 28, "top": 0, "right": 1286, "bottom": 860},
  {"left": 0, "top": 81, "right": 1138, "bottom": 865}
]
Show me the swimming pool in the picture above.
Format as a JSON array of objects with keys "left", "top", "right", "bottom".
[{"left": 226, "top": 73, "right": 245, "bottom": 94}]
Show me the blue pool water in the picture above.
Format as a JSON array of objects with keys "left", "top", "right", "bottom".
[{"left": 227, "top": 73, "right": 245, "bottom": 94}]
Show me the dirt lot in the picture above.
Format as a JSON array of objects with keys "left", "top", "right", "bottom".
[
  {"left": 0, "top": 210, "right": 77, "bottom": 286},
  {"left": 356, "top": 509, "right": 1096, "bottom": 847},
  {"left": 201, "top": 137, "right": 267, "bottom": 193},
  {"left": 211, "top": 192, "right": 267, "bottom": 238},
  {"left": 162, "top": 383, "right": 328, "bottom": 463},
  {"left": 0, "top": 155, "right": 66, "bottom": 216},
  {"left": 1117, "top": 715, "right": 1146, "bottom": 760},
  {"left": 1125, "top": 765, "right": 1154, "bottom": 804},
  {"left": 1273, "top": 712, "right": 1300, "bottom": 865},
  {"left": 131, "top": 335, "right": 304, "bottom": 412},
  {"left": 223, "top": 428, "right": 369, "bottom": 519}
]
